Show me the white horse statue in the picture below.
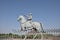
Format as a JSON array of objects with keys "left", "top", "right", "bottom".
[{"left": 17, "top": 15, "right": 43, "bottom": 33}]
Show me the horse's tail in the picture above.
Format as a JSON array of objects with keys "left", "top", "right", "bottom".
[{"left": 40, "top": 23, "right": 44, "bottom": 33}]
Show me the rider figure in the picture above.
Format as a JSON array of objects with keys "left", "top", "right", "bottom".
[
  {"left": 27, "top": 13, "right": 33, "bottom": 30},
  {"left": 24, "top": 13, "right": 32, "bottom": 31}
]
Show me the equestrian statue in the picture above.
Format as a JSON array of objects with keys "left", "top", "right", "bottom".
[{"left": 17, "top": 13, "right": 44, "bottom": 40}]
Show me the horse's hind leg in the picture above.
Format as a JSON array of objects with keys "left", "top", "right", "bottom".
[
  {"left": 33, "top": 33, "right": 37, "bottom": 40},
  {"left": 24, "top": 35, "right": 27, "bottom": 40}
]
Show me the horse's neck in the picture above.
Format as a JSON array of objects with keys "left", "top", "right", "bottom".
[{"left": 21, "top": 18, "right": 26, "bottom": 24}]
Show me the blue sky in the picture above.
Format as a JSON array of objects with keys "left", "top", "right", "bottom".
[{"left": 0, "top": 0, "right": 60, "bottom": 33}]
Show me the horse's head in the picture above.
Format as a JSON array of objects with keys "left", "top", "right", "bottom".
[{"left": 17, "top": 15, "right": 26, "bottom": 23}]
